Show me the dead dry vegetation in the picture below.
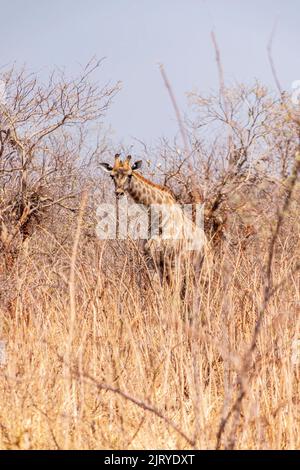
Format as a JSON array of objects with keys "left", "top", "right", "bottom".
[{"left": 0, "top": 62, "right": 299, "bottom": 450}]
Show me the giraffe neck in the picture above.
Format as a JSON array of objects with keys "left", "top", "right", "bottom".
[{"left": 127, "top": 173, "right": 175, "bottom": 206}]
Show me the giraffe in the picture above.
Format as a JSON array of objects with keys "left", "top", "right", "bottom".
[{"left": 99, "top": 154, "right": 206, "bottom": 285}]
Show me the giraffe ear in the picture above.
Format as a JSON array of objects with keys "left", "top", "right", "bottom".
[
  {"left": 99, "top": 162, "right": 113, "bottom": 173},
  {"left": 132, "top": 160, "right": 143, "bottom": 171}
]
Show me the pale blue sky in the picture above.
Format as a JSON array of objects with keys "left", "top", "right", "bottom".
[{"left": 1, "top": 0, "right": 299, "bottom": 145}]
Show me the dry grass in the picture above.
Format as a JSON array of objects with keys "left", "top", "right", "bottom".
[
  {"left": 0, "top": 61, "right": 299, "bottom": 450},
  {"left": 0, "top": 202, "right": 299, "bottom": 450}
]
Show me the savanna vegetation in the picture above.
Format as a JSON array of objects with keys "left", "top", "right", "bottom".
[{"left": 0, "top": 58, "right": 299, "bottom": 449}]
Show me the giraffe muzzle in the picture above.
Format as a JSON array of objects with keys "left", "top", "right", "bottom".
[{"left": 115, "top": 189, "right": 125, "bottom": 198}]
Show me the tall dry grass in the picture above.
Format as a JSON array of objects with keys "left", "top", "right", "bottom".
[{"left": 0, "top": 185, "right": 299, "bottom": 450}]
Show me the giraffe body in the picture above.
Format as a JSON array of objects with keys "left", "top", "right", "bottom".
[{"left": 100, "top": 155, "right": 206, "bottom": 284}]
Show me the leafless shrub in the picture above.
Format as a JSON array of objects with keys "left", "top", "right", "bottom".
[{"left": 0, "top": 59, "right": 119, "bottom": 267}]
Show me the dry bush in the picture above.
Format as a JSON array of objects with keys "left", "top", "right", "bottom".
[
  {"left": 0, "top": 66, "right": 299, "bottom": 449},
  {"left": 0, "top": 60, "right": 118, "bottom": 270}
]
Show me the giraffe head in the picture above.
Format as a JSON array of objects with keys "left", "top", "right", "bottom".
[{"left": 99, "top": 154, "right": 142, "bottom": 197}]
